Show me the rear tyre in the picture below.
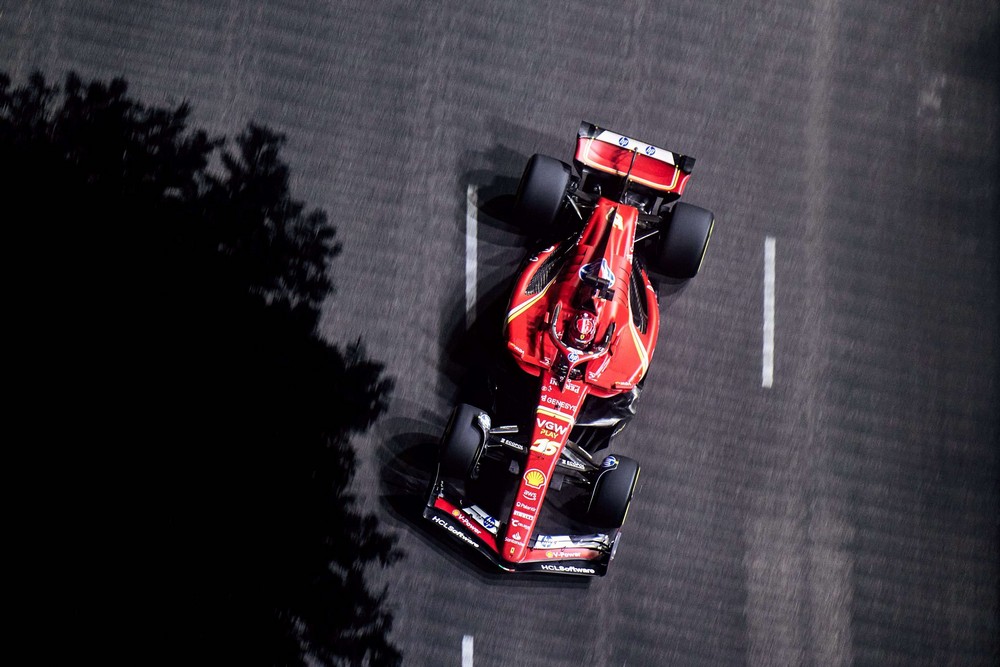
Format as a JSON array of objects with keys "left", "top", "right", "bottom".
[
  {"left": 649, "top": 202, "right": 714, "bottom": 280},
  {"left": 513, "top": 154, "right": 571, "bottom": 229},
  {"left": 440, "top": 403, "right": 487, "bottom": 479},
  {"left": 587, "top": 455, "right": 640, "bottom": 529}
]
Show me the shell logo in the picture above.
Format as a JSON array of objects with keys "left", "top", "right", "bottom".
[
  {"left": 451, "top": 509, "right": 460, "bottom": 517},
  {"left": 523, "top": 469, "right": 546, "bottom": 488},
  {"left": 545, "top": 551, "right": 554, "bottom": 558}
]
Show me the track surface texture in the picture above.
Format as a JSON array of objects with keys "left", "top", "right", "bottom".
[{"left": 4, "top": 1, "right": 997, "bottom": 665}]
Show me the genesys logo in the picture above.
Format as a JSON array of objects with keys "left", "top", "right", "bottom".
[
  {"left": 541, "top": 395, "right": 576, "bottom": 412},
  {"left": 539, "top": 564, "right": 595, "bottom": 575},
  {"left": 431, "top": 516, "right": 478, "bottom": 549}
]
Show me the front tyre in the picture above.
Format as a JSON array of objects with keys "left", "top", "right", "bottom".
[
  {"left": 587, "top": 455, "right": 640, "bottom": 529},
  {"left": 440, "top": 403, "right": 488, "bottom": 480},
  {"left": 513, "top": 154, "right": 571, "bottom": 229}
]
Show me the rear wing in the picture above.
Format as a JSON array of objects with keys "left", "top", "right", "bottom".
[{"left": 575, "top": 121, "right": 695, "bottom": 196}]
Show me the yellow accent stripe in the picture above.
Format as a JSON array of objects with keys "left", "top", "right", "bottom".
[
  {"left": 627, "top": 316, "right": 649, "bottom": 384},
  {"left": 506, "top": 277, "right": 555, "bottom": 324},
  {"left": 536, "top": 406, "right": 576, "bottom": 425}
]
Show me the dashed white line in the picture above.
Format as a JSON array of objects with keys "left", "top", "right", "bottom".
[
  {"left": 762, "top": 236, "right": 776, "bottom": 388},
  {"left": 462, "top": 634, "right": 474, "bottom": 667},
  {"left": 465, "top": 185, "right": 478, "bottom": 330}
]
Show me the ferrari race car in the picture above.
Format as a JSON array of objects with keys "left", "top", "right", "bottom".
[{"left": 424, "top": 122, "right": 715, "bottom": 576}]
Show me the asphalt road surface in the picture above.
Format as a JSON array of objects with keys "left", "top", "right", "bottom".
[{"left": 4, "top": 1, "right": 997, "bottom": 665}]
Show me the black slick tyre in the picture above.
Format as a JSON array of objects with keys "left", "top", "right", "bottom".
[
  {"left": 587, "top": 455, "right": 640, "bottom": 529},
  {"left": 650, "top": 202, "right": 715, "bottom": 279},
  {"left": 513, "top": 154, "right": 571, "bottom": 229},
  {"left": 440, "top": 403, "right": 487, "bottom": 480}
]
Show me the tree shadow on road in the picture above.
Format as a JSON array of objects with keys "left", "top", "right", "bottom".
[{"left": 1, "top": 71, "right": 402, "bottom": 666}]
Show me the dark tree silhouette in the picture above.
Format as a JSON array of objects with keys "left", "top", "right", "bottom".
[{"left": 1, "top": 71, "right": 400, "bottom": 666}]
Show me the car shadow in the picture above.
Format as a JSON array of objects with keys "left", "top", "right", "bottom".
[{"left": 376, "top": 413, "right": 590, "bottom": 589}]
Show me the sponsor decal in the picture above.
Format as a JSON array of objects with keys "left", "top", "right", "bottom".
[
  {"left": 499, "top": 437, "right": 525, "bottom": 452},
  {"left": 541, "top": 395, "right": 577, "bottom": 412},
  {"left": 579, "top": 258, "right": 616, "bottom": 289},
  {"left": 618, "top": 136, "right": 629, "bottom": 147},
  {"left": 510, "top": 343, "right": 526, "bottom": 356},
  {"left": 548, "top": 377, "right": 580, "bottom": 394},
  {"left": 452, "top": 509, "right": 483, "bottom": 536},
  {"left": 523, "top": 469, "right": 546, "bottom": 488},
  {"left": 536, "top": 417, "right": 570, "bottom": 434},
  {"left": 465, "top": 506, "right": 499, "bottom": 534},
  {"left": 568, "top": 351, "right": 579, "bottom": 362},
  {"left": 522, "top": 489, "right": 538, "bottom": 502},
  {"left": 511, "top": 518, "right": 530, "bottom": 529},
  {"left": 613, "top": 213, "right": 624, "bottom": 230},
  {"left": 558, "top": 457, "right": 586, "bottom": 471},
  {"left": 515, "top": 501, "right": 537, "bottom": 512},
  {"left": 540, "top": 564, "right": 596, "bottom": 575},
  {"left": 530, "top": 438, "right": 559, "bottom": 456},
  {"left": 512, "top": 510, "right": 533, "bottom": 521},
  {"left": 511, "top": 532, "right": 523, "bottom": 541},
  {"left": 587, "top": 355, "right": 612, "bottom": 382},
  {"left": 545, "top": 549, "right": 588, "bottom": 559},
  {"left": 644, "top": 145, "right": 656, "bottom": 156},
  {"left": 431, "top": 516, "right": 478, "bottom": 548},
  {"left": 509, "top": 546, "right": 516, "bottom": 555},
  {"left": 601, "top": 455, "right": 619, "bottom": 469}
]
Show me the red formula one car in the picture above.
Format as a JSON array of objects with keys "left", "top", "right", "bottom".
[{"left": 425, "top": 122, "right": 714, "bottom": 576}]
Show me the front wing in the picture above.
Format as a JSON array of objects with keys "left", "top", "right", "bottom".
[{"left": 423, "top": 478, "right": 619, "bottom": 577}]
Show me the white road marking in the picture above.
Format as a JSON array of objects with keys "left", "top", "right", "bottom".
[
  {"left": 462, "top": 634, "right": 474, "bottom": 667},
  {"left": 465, "top": 185, "right": 478, "bottom": 330},
  {"left": 763, "top": 236, "right": 776, "bottom": 388}
]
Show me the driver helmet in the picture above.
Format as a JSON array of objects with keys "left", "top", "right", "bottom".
[{"left": 569, "top": 311, "right": 597, "bottom": 348}]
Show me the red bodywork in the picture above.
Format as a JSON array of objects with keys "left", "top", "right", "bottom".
[
  {"left": 500, "top": 196, "right": 660, "bottom": 563},
  {"left": 425, "top": 124, "right": 696, "bottom": 575}
]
